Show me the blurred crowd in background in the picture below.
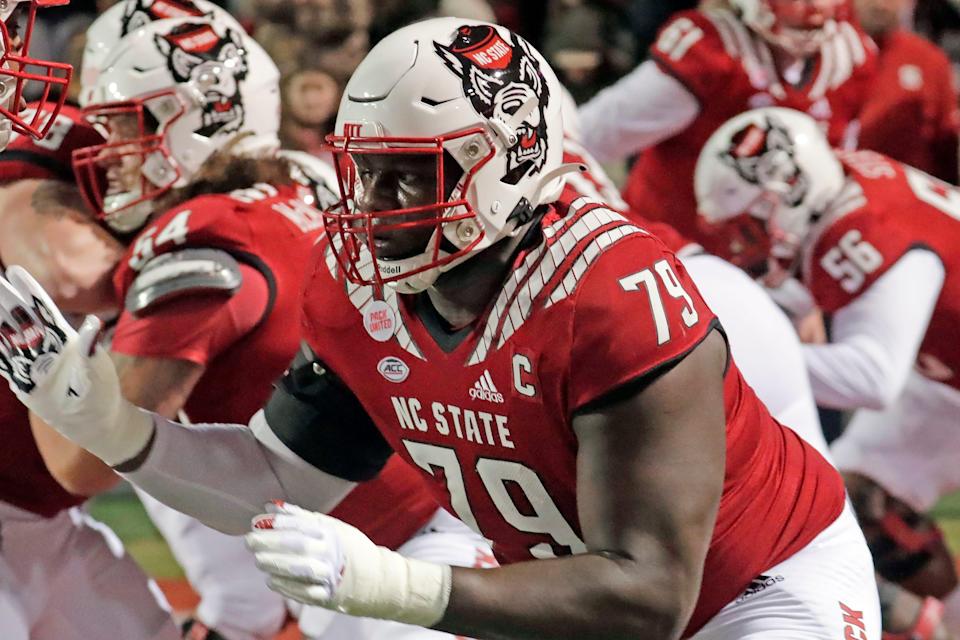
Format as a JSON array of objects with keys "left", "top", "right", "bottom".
[{"left": 29, "top": 0, "right": 960, "bottom": 183}]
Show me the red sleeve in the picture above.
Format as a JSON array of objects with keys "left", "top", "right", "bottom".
[
  {"left": 0, "top": 104, "right": 103, "bottom": 184},
  {"left": 568, "top": 235, "right": 717, "bottom": 411},
  {"left": 111, "top": 263, "right": 269, "bottom": 365},
  {"left": 648, "top": 11, "right": 732, "bottom": 104}
]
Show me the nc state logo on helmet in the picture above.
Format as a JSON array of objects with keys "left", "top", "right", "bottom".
[
  {"left": 730, "top": 0, "right": 842, "bottom": 57},
  {"left": 694, "top": 107, "right": 845, "bottom": 281},
  {"left": 71, "top": 15, "right": 280, "bottom": 234},
  {"left": 0, "top": 0, "right": 73, "bottom": 150},
  {"left": 322, "top": 17, "right": 567, "bottom": 294},
  {"left": 434, "top": 24, "right": 552, "bottom": 186},
  {"left": 79, "top": 0, "right": 244, "bottom": 108}
]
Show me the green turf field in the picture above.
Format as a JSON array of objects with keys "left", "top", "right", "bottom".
[
  {"left": 88, "top": 490, "right": 184, "bottom": 579},
  {"left": 88, "top": 485, "right": 960, "bottom": 582},
  {"left": 933, "top": 491, "right": 960, "bottom": 554}
]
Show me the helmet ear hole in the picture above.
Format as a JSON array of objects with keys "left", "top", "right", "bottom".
[
  {"left": 442, "top": 150, "right": 464, "bottom": 201},
  {"left": 142, "top": 108, "right": 160, "bottom": 135}
]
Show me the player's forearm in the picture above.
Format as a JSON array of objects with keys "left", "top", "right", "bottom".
[
  {"left": 804, "top": 337, "right": 903, "bottom": 409},
  {"left": 804, "top": 250, "right": 944, "bottom": 410},
  {"left": 437, "top": 553, "right": 692, "bottom": 640},
  {"left": 30, "top": 412, "right": 121, "bottom": 496},
  {"left": 120, "top": 411, "right": 355, "bottom": 535}
]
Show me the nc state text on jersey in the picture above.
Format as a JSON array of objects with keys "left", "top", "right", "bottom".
[{"left": 391, "top": 396, "right": 515, "bottom": 449}]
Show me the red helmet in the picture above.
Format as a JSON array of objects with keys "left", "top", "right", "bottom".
[{"left": 0, "top": 0, "right": 73, "bottom": 149}]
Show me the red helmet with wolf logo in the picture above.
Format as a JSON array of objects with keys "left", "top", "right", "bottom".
[{"left": 72, "top": 16, "right": 280, "bottom": 233}]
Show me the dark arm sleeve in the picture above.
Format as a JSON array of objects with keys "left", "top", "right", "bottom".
[{"left": 264, "top": 342, "right": 393, "bottom": 482}]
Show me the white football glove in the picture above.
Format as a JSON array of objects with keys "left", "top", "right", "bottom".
[
  {"left": 245, "top": 501, "right": 452, "bottom": 627},
  {"left": 0, "top": 265, "right": 154, "bottom": 466}
]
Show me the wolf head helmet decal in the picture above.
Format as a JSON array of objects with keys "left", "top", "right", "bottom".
[
  {"left": 154, "top": 22, "right": 248, "bottom": 138},
  {"left": 694, "top": 107, "right": 847, "bottom": 279},
  {"left": 720, "top": 114, "right": 809, "bottom": 207},
  {"left": 73, "top": 16, "right": 280, "bottom": 232},
  {"left": 434, "top": 24, "right": 551, "bottom": 186}
]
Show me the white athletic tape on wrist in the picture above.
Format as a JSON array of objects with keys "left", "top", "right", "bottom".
[
  {"left": 336, "top": 545, "right": 452, "bottom": 627},
  {"left": 251, "top": 508, "right": 452, "bottom": 627}
]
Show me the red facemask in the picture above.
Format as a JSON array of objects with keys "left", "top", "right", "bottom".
[
  {"left": 321, "top": 126, "right": 491, "bottom": 288},
  {"left": 0, "top": 0, "right": 72, "bottom": 140}
]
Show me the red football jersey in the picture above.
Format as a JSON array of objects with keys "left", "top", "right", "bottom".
[
  {"left": 0, "top": 387, "right": 86, "bottom": 517},
  {"left": 0, "top": 102, "right": 103, "bottom": 517},
  {"left": 858, "top": 30, "right": 959, "bottom": 183},
  {"left": 301, "top": 194, "right": 845, "bottom": 636},
  {"left": 624, "top": 9, "right": 876, "bottom": 240},
  {"left": 0, "top": 103, "right": 103, "bottom": 184},
  {"left": 804, "top": 150, "right": 960, "bottom": 391},
  {"left": 110, "top": 183, "right": 439, "bottom": 550}
]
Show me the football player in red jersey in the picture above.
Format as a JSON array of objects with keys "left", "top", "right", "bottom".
[
  {"left": 0, "top": 110, "right": 179, "bottom": 640},
  {"left": 49, "top": 11, "right": 493, "bottom": 640},
  {"left": 695, "top": 105, "right": 960, "bottom": 638},
  {"left": 70, "top": 6, "right": 295, "bottom": 637},
  {"left": 854, "top": 0, "right": 960, "bottom": 183},
  {"left": 0, "top": 4, "right": 179, "bottom": 635},
  {"left": 0, "top": 18, "right": 879, "bottom": 639},
  {"left": 0, "top": 103, "right": 120, "bottom": 316},
  {"left": 577, "top": 0, "right": 876, "bottom": 242}
]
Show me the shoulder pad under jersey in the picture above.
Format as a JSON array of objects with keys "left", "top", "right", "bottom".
[{"left": 125, "top": 248, "right": 242, "bottom": 316}]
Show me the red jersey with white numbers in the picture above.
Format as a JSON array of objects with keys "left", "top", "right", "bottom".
[
  {"left": 803, "top": 150, "right": 960, "bottom": 390},
  {"left": 301, "top": 194, "right": 845, "bottom": 635},
  {"left": 624, "top": 9, "right": 876, "bottom": 240},
  {"left": 858, "top": 30, "right": 959, "bottom": 183},
  {"left": 111, "top": 184, "right": 439, "bottom": 549},
  {"left": 0, "top": 103, "right": 103, "bottom": 184}
]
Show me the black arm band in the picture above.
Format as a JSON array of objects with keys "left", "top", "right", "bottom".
[{"left": 264, "top": 343, "right": 392, "bottom": 482}]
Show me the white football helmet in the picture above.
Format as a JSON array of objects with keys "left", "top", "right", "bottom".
[
  {"left": 72, "top": 16, "right": 281, "bottom": 233},
  {"left": 79, "top": 0, "right": 244, "bottom": 108},
  {"left": 730, "top": 0, "right": 841, "bottom": 57},
  {"left": 0, "top": 0, "right": 73, "bottom": 149},
  {"left": 694, "top": 107, "right": 844, "bottom": 279},
  {"left": 322, "top": 17, "right": 567, "bottom": 293}
]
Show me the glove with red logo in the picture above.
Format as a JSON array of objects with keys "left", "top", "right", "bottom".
[
  {"left": 245, "top": 501, "right": 452, "bottom": 628},
  {"left": 0, "top": 265, "right": 154, "bottom": 465}
]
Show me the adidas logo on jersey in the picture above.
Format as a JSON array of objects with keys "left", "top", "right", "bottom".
[
  {"left": 469, "top": 370, "right": 504, "bottom": 404},
  {"left": 735, "top": 574, "right": 784, "bottom": 602}
]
